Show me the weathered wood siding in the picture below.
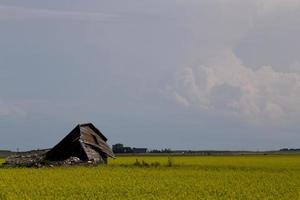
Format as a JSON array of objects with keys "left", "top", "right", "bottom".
[{"left": 46, "top": 123, "right": 114, "bottom": 163}]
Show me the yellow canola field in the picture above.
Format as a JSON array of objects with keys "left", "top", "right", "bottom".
[{"left": 0, "top": 155, "right": 300, "bottom": 200}]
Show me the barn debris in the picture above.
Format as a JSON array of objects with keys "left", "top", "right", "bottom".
[
  {"left": 4, "top": 150, "right": 48, "bottom": 168},
  {"left": 3, "top": 123, "right": 115, "bottom": 167}
]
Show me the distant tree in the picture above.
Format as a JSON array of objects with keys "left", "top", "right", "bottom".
[
  {"left": 149, "top": 149, "right": 161, "bottom": 153},
  {"left": 161, "top": 148, "right": 172, "bottom": 153},
  {"left": 280, "top": 148, "right": 289, "bottom": 151},
  {"left": 149, "top": 149, "right": 172, "bottom": 153}
]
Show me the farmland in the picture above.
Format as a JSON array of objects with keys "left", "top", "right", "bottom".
[{"left": 1, "top": 155, "right": 300, "bottom": 199}]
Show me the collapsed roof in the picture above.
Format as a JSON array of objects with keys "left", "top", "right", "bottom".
[{"left": 46, "top": 123, "right": 115, "bottom": 164}]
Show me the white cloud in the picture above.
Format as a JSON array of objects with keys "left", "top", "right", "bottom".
[
  {"left": 170, "top": 0, "right": 300, "bottom": 125},
  {"left": 174, "top": 92, "right": 190, "bottom": 107},
  {"left": 172, "top": 50, "right": 300, "bottom": 124}
]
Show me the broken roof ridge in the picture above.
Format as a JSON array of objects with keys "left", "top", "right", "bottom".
[
  {"left": 78, "top": 122, "right": 93, "bottom": 126},
  {"left": 78, "top": 122, "right": 108, "bottom": 142}
]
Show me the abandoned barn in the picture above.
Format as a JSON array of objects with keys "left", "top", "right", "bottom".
[
  {"left": 46, "top": 123, "right": 115, "bottom": 164},
  {"left": 4, "top": 123, "right": 115, "bottom": 167}
]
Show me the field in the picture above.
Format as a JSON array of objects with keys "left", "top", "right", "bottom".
[{"left": 1, "top": 155, "right": 300, "bottom": 199}]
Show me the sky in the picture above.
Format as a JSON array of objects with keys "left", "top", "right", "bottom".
[{"left": 0, "top": 0, "right": 300, "bottom": 151}]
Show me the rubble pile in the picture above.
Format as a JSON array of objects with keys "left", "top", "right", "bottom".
[
  {"left": 3, "top": 153, "right": 96, "bottom": 168},
  {"left": 54, "top": 156, "right": 85, "bottom": 166},
  {"left": 4, "top": 152, "right": 46, "bottom": 167}
]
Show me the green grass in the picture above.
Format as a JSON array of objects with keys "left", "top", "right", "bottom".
[{"left": 1, "top": 155, "right": 300, "bottom": 199}]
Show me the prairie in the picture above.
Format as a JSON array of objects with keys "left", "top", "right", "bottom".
[{"left": 0, "top": 155, "right": 300, "bottom": 199}]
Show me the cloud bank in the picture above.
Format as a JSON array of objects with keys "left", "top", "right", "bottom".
[
  {"left": 170, "top": 0, "right": 300, "bottom": 125},
  {"left": 172, "top": 51, "right": 300, "bottom": 124}
]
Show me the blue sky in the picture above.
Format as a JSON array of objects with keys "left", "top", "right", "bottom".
[{"left": 1, "top": 0, "right": 300, "bottom": 151}]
